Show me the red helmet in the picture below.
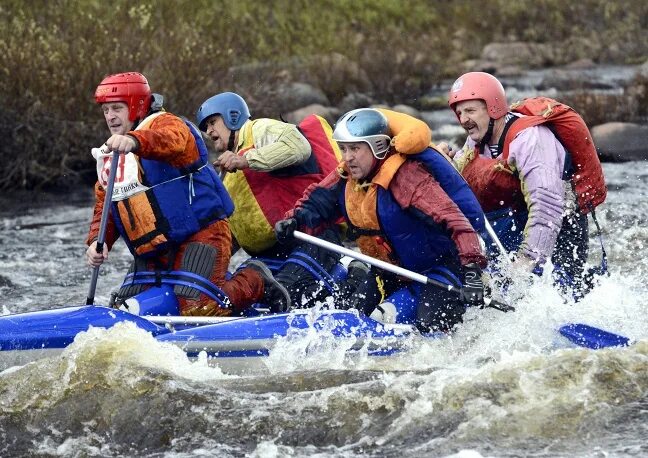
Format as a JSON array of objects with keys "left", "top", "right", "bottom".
[
  {"left": 448, "top": 72, "right": 508, "bottom": 120},
  {"left": 94, "top": 72, "right": 152, "bottom": 122}
]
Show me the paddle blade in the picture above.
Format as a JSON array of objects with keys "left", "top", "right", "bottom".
[{"left": 559, "top": 323, "right": 631, "bottom": 349}]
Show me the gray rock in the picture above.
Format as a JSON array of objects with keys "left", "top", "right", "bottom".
[
  {"left": 591, "top": 122, "right": 648, "bottom": 162},
  {"left": 283, "top": 104, "right": 341, "bottom": 126},
  {"left": 638, "top": 59, "right": 648, "bottom": 79},
  {"left": 421, "top": 109, "right": 457, "bottom": 131},
  {"left": 481, "top": 42, "right": 555, "bottom": 69},
  {"left": 564, "top": 58, "right": 596, "bottom": 70},
  {"left": 460, "top": 61, "right": 526, "bottom": 78},
  {"left": 391, "top": 104, "right": 422, "bottom": 119},
  {"left": 539, "top": 69, "right": 615, "bottom": 91},
  {"left": 274, "top": 82, "right": 330, "bottom": 114},
  {"left": 338, "top": 93, "right": 375, "bottom": 113}
]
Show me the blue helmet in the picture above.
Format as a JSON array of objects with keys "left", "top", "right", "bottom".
[
  {"left": 196, "top": 92, "right": 250, "bottom": 132},
  {"left": 332, "top": 108, "right": 392, "bottom": 159}
]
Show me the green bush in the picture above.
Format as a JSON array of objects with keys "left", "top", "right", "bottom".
[{"left": 0, "top": 0, "right": 646, "bottom": 190}]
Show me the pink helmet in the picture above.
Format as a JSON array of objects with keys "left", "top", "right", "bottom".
[
  {"left": 95, "top": 72, "right": 152, "bottom": 122},
  {"left": 448, "top": 72, "right": 508, "bottom": 119}
]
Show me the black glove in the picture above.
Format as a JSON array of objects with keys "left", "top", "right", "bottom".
[
  {"left": 275, "top": 218, "right": 297, "bottom": 244},
  {"left": 461, "top": 263, "right": 485, "bottom": 307}
]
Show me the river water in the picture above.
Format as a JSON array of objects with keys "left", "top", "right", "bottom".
[{"left": 0, "top": 160, "right": 646, "bottom": 458}]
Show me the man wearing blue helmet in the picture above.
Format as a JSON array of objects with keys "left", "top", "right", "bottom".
[
  {"left": 196, "top": 92, "right": 358, "bottom": 307},
  {"left": 275, "top": 108, "right": 488, "bottom": 332}
]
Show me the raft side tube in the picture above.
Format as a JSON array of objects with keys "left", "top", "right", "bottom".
[{"left": 0, "top": 306, "right": 168, "bottom": 351}]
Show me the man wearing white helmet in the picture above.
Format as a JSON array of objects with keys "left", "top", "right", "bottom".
[{"left": 275, "top": 108, "right": 488, "bottom": 332}]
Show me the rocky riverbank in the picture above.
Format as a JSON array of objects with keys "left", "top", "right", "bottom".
[{"left": 257, "top": 53, "right": 648, "bottom": 162}]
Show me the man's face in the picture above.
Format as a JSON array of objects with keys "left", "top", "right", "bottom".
[
  {"left": 454, "top": 99, "right": 491, "bottom": 143},
  {"left": 338, "top": 142, "right": 376, "bottom": 180},
  {"left": 204, "top": 115, "right": 233, "bottom": 153},
  {"left": 102, "top": 102, "right": 133, "bottom": 135}
]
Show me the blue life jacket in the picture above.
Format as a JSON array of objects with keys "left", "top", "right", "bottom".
[
  {"left": 113, "top": 119, "right": 234, "bottom": 257},
  {"left": 412, "top": 147, "right": 486, "bottom": 235},
  {"left": 339, "top": 148, "right": 484, "bottom": 273}
]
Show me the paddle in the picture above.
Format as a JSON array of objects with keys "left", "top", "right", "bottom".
[
  {"left": 558, "top": 323, "right": 631, "bottom": 349},
  {"left": 484, "top": 217, "right": 512, "bottom": 263},
  {"left": 480, "top": 216, "right": 630, "bottom": 349},
  {"left": 86, "top": 150, "right": 120, "bottom": 305},
  {"left": 295, "top": 231, "right": 633, "bottom": 349},
  {"left": 293, "top": 230, "right": 515, "bottom": 313}
]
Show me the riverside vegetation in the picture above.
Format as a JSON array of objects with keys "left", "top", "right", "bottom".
[{"left": 0, "top": 0, "right": 646, "bottom": 190}]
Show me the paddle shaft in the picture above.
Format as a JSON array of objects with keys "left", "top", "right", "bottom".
[
  {"left": 295, "top": 231, "right": 439, "bottom": 287},
  {"left": 86, "top": 151, "right": 120, "bottom": 305},
  {"left": 144, "top": 309, "right": 415, "bottom": 332},
  {"left": 484, "top": 218, "right": 512, "bottom": 264},
  {"left": 294, "top": 231, "right": 514, "bottom": 312},
  {"left": 146, "top": 315, "right": 240, "bottom": 325}
]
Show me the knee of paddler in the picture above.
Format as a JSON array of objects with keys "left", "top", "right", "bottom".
[
  {"left": 245, "top": 259, "right": 291, "bottom": 313},
  {"left": 180, "top": 299, "right": 231, "bottom": 317},
  {"left": 347, "top": 260, "right": 371, "bottom": 289},
  {"left": 416, "top": 295, "right": 465, "bottom": 334},
  {"left": 174, "top": 242, "right": 218, "bottom": 299}
]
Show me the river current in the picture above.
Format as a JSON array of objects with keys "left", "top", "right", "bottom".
[{"left": 0, "top": 161, "right": 646, "bottom": 457}]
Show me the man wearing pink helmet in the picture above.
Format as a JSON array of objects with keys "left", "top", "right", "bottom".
[
  {"left": 447, "top": 72, "right": 605, "bottom": 297},
  {"left": 86, "top": 72, "right": 290, "bottom": 316}
]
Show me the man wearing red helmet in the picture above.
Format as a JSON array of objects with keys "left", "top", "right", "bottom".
[
  {"left": 447, "top": 72, "right": 605, "bottom": 295},
  {"left": 85, "top": 72, "right": 290, "bottom": 315}
]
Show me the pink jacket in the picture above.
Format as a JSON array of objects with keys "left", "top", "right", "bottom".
[{"left": 459, "top": 123, "right": 567, "bottom": 263}]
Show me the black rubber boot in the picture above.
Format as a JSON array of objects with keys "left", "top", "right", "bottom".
[
  {"left": 246, "top": 260, "right": 292, "bottom": 313},
  {"left": 416, "top": 285, "right": 465, "bottom": 334}
]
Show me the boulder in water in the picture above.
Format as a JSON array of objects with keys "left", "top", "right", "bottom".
[{"left": 591, "top": 122, "right": 648, "bottom": 162}]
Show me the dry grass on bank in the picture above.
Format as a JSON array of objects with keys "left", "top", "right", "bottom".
[{"left": 0, "top": 0, "right": 646, "bottom": 190}]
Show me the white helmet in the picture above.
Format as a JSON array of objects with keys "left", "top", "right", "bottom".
[{"left": 332, "top": 108, "right": 391, "bottom": 159}]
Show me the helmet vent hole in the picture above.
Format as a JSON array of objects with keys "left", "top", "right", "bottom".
[{"left": 376, "top": 140, "right": 389, "bottom": 150}]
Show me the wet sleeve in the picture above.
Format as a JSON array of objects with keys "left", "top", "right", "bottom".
[
  {"left": 128, "top": 113, "right": 198, "bottom": 168},
  {"left": 508, "top": 126, "right": 566, "bottom": 263},
  {"left": 391, "top": 161, "right": 487, "bottom": 268},
  {"left": 288, "top": 169, "right": 346, "bottom": 234},
  {"left": 244, "top": 119, "right": 312, "bottom": 171}
]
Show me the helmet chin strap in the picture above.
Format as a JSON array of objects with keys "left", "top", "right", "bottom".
[
  {"left": 366, "top": 155, "right": 382, "bottom": 180},
  {"left": 227, "top": 130, "right": 237, "bottom": 152},
  {"left": 355, "top": 156, "right": 382, "bottom": 184},
  {"left": 477, "top": 118, "right": 495, "bottom": 147}
]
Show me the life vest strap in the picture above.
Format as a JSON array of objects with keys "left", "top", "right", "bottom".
[{"left": 121, "top": 270, "right": 231, "bottom": 308}]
